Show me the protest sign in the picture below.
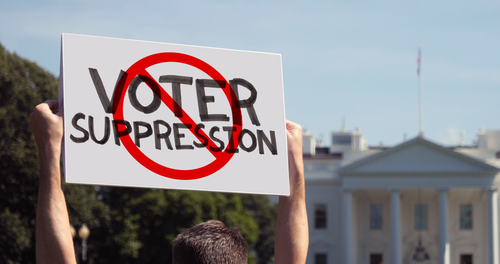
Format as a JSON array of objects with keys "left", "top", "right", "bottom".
[{"left": 61, "top": 33, "right": 289, "bottom": 195}]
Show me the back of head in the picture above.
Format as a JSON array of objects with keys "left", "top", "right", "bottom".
[{"left": 172, "top": 220, "right": 247, "bottom": 264}]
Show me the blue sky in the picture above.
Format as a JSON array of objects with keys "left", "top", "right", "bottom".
[{"left": 1, "top": 0, "right": 499, "bottom": 146}]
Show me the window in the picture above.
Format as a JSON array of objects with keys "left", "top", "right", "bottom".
[
  {"left": 333, "top": 135, "right": 352, "bottom": 145},
  {"left": 370, "top": 204, "right": 383, "bottom": 230},
  {"left": 315, "top": 253, "right": 327, "bottom": 264},
  {"left": 415, "top": 204, "right": 427, "bottom": 230},
  {"left": 460, "top": 254, "right": 472, "bottom": 264},
  {"left": 315, "top": 204, "right": 327, "bottom": 229},
  {"left": 460, "top": 204, "right": 472, "bottom": 230},
  {"left": 370, "top": 253, "right": 383, "bottom": 264}
]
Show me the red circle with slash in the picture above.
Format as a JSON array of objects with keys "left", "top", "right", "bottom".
[{"left": 112, "top": 52, "right": 242, "bottom": 180}]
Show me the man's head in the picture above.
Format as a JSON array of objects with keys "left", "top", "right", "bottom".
[{"left": 172, "top": 220, "right": 247, "bottom": 264}]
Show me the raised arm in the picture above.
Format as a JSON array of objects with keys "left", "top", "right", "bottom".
[
  {"left": 30, "top": 100, "right": 76, "bottom": 264},
  {"left": 275, "top": 120, "right": 309, "bottom": 264}
]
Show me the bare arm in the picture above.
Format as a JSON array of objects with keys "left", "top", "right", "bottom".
[
  {"left": 31, "top": 100, "right": 76, "bottom": 264},
  {"left": 275, "top": 120, "right": 309, "bottom": 264}
]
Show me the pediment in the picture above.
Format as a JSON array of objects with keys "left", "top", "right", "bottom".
[{"left": 339, "top": 137, "right": 499, "bottom": 175}]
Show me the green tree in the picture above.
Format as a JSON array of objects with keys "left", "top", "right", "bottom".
[
  {"left": 94, "top": 187, "right": 261, "bottom": 264},
  {"left": 241, "top": 194, "right": 279, "bottom": 264},
  {"left": 64, "top": 184, "right": 112, "bottom": 264},
  {"left": 0, "top": 43, "right": 59, "bottom": 264}
]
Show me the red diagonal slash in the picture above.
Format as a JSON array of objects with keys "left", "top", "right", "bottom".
[
  {"left": 112, "top": 52, "right": 242, "bottom": 180},
  {"left": 137, "top": 69, "right": 229, "bottom": 158}
]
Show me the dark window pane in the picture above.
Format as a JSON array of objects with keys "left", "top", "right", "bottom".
[
  {"left": 370, "top": 204, "right": 383, "bottom": 230},
  {"left": 415, "top": 204, "right": 427, "bottom": 230},
  {"left": 315, "top": 204, "right": 327, "bottom": 229},
  {"left": 460, "top": 254, "right": 473, "bottom": 264},
  {"left": 370, "top": 253, "right": 383, "bottom": 264},
  {"left": 315, "top": 253, "right": 327, "bottom": 264},
  {"left": 333, "top": 135, "right": 352, "bottom": 145},
  {"left": 460, "top": 204, "right": 472, "bottom": 230}
]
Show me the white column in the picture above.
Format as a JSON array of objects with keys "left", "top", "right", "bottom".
[
  {"left": 438, "top": 188, "right": 450, "bottom": 264},
  {"left": 486, "top": 187, "right": 499, "bottom": 264},
  {"left": 390, "top": 189, "right": 402, "bottom": 264},
  {"left": 342, "top": 189, "right": 354, "bottom": 264}
]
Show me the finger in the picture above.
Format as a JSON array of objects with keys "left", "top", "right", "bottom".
[
  {"left": 43, "top": 100, "right": 59, "bottom": 111},
  {"left": 285, "top": 120, "right": 301, "bottom": 134},
  {"left": 54, "top": 106, "right": 64, "bottom": 117}
]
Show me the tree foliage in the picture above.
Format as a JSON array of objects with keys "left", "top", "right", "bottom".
[
  {"left": 0, "top": 43, "right": 278, "bottom": 264},
  {"left": 0, "top": 43, "right": 59, "bottom": 264}
]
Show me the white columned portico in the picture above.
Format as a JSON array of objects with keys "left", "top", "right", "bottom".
[
  {"left": 486, "top": 187, "right": 499, "bottom": 264},
  {"left": 438, "top": 188, "right": 450, "bottom": 264},
  {"left": 390, "top": 189, "right": 402, "bottom": 264},
  {"left": 342, "top": 189, "right": 354, "bottom": 264}
]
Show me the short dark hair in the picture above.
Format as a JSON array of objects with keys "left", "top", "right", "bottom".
[{"left": 172, "top": 220, "right": 247, "bottom": 264}]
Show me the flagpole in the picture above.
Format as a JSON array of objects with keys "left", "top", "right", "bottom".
[{"left": 418, "top": 43, "right": 423, "bottom": 137}]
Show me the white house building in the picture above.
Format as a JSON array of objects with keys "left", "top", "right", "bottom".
[{"left": 303, "top": 129, "right": 500, "bottom": 264}]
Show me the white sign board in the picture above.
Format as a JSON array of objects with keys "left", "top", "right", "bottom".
[{"left": 61, "top": 34, "right": 289, "bottom": 195}]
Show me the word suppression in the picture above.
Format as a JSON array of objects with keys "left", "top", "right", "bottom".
[
  {"left": 70, "top": 116, "right": 277, "bottom": 154},
  {"left": 68, "top": 69, "right": 278, "bottom": 155}
]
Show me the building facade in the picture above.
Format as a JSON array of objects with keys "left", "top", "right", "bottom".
[{"left": 303, "top": 130, "right": 500, "bottom": 264}]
